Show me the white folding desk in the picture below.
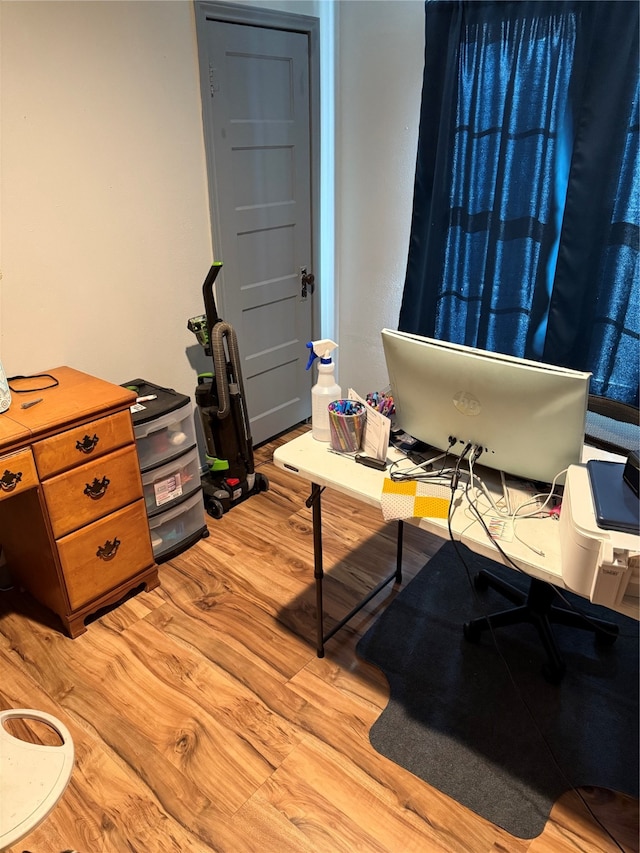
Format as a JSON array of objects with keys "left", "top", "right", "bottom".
[{"left": 273, "top": 431, "right": 638, "bottom": 658}]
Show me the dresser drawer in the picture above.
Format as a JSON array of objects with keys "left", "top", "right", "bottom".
[
  {"left": 33, "top": 410, "right": 135, "bottom": 478},
  {"left": 58, "top": 499, "right": 154, "bottom": 610},
  {"left": 42, "top": 445, "right": 143, "bottom": 537},
  {"left": 0, "top": 448, "right": 39, "bottom": 503}
]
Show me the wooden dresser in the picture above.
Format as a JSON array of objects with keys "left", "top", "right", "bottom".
[{"left": 0, "top": 367, "right": 159, "bottom": 637}]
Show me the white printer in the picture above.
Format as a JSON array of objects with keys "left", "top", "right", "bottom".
[{"left": 560, "top": 464, "right": 639, "bottom": 615}]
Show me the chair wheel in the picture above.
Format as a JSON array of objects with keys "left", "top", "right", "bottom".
[
  {"left": 473, "top": 572, "right": 489, "bottom": 592},
  {"left": 463, "top": 621, "right": 482, "bottom": 643}
]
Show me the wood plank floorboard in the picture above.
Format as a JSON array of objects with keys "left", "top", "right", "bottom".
[{"left": 1, "top": 425, "right": 637, "bottom": 853}]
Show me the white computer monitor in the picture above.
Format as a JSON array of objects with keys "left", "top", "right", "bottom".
[{"left": 381, "top": 328, "right": 591, "bottom": 485}]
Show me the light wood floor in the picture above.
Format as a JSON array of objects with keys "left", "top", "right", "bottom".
[{"left": 1, "top": 425, "right": 637, "bottom": 853}]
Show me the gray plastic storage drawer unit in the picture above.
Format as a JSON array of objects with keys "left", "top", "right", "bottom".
[{"left": 123, "top": 379, "right": 208, "bottom": 562}]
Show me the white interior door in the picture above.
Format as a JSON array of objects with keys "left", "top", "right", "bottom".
[{"left": 197, "top": 11, "right": 317, "bottom": 446}]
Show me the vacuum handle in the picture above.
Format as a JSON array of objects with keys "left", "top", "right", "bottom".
[{"left": 202, "top": 262, "right": 223, "bottom": 331}]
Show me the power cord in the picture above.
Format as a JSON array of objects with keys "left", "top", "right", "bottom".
[
  {"left": 388, "top": 452, "right": 455, "bottom": 485},
  {"left": 439, "top": 435, "right": 459, "bottom": 475},
  {"left": 450, "top": 442, "right": 472, "bottom": 492},
  {"left": 450, "top": 461, "right": 629, "bottom": 852},
  {"left": 446, "top": 443, "right": 473, "bottom": 540},
  {"left": 8, "top": 373, "right": 59, "bottom": 392},
  {"left": 389, "top": 436, "right": 462, "bottom": 486}
]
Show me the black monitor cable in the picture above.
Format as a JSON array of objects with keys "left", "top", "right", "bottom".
[
  {"left": 438, "top": 435, "right": 459, "bottom": 476},
  {"left": 450, "top": 442, "right": 472, "bottom": 492},
  {"left": 388, "top": 452, "right": 457, "bottom": 486},
  {"left": 445, "top": 443, "right": 474, "bottom": 541},
  {"left": 388, "top": 436, "right": 460, "bottom": 485},
  {"left": 446, "top": 458, "right": 627, "bottom": 852},
  {"left": 388, "top": 453, "right": 448, "bottom": 483}
]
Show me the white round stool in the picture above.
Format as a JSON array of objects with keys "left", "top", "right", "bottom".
[{"left": 0, "top": 709, "right": 74, "bottom": 850}]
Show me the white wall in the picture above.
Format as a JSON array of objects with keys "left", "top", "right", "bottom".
[
  {"left": 1, "top": 0, "right": 212, "bottom": 395},
  {"left": 0, "top": 0, "right": 424, "bottom": 416},
  {"left": 336, "top": 0, "right": 424, "bottom": 395}
]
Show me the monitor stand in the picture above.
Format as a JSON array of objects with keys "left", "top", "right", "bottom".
[{"left": 390, "top": 427, "right": 430, "bottom": 455}]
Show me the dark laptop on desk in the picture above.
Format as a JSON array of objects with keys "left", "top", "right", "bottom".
[{"left": 587, "top": 459, "right": 640, "bottom": 534}]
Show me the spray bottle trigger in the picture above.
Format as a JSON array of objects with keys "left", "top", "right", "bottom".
[{"left": 305, "top": 342, "right": 317, "bottom": 371}]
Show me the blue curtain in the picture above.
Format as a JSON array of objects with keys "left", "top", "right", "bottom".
[{"left": 399, "top": 0, "right": 639, "bottom": 405}]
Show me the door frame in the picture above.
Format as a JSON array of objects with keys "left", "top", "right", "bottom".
[{"left": 194, "top": 0, "right": 321, "bottom": 343}]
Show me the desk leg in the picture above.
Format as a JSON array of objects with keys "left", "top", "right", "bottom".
[
  {"left": 308, "top": 482, "right": 325, "bottom": 658},
  {"left": 305, "top": 483, "right": 404, "bottom": 659}
]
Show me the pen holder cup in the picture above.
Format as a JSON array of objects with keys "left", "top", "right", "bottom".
[{"left": 328, "top": 400, "right": 366, "bottom": 453}]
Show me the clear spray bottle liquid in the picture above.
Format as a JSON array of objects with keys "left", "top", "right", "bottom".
[{"left": 306, "top": 340, "right": 341, "bottom": 442}]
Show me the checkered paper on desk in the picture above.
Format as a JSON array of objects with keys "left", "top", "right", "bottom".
[{"left": 380, "top": 478, "right": 451, "bottom": 521}]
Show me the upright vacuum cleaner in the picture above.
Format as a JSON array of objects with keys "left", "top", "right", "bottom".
[{"left": 187, "top": 262, "right": 269, "bottom": 519}]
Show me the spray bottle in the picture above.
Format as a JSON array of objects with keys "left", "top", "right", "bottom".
[{"left": 306, "top": 340, "right": 341, "bottom": 441}]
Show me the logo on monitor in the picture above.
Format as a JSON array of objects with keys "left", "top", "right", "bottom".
[{"left": 453, "top": 391, "right": 481, "bottom": 416}]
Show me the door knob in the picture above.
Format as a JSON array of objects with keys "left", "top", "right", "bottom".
[{"left": 301, "top": 267, "right": 315, "bottom": 298}]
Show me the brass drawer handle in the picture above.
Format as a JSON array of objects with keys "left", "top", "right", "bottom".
[
  {"left": 0, "top": 469, "right": 23, "bottom": 492},
  {"left": 84, "top": 476, "right": 110, "bottom": 500},
  {"left": 76, "top": 434, "right": 100, "bottom": 454},
  {"left": 96, "top": 537, "right": 121, "bottom": 561}
]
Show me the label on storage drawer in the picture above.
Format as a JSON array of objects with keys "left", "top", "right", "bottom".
[{"left": 154, "top": 473, "right": 183, "bottom": 506}]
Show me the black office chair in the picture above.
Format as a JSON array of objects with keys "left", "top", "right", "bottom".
[
  {"left": 583, "top": 393, "right": 640, "bottom": 456},
  {"left": 463, "top": 394, "right": 639, "bottom": 684}
]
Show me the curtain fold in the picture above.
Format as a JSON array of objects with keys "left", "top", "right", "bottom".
[
  {"left": 400, "top": 0, "right": 639, "bottom": 405},
  {"left": 545, "top": 2, "right": 639, "bottom": 402}
]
